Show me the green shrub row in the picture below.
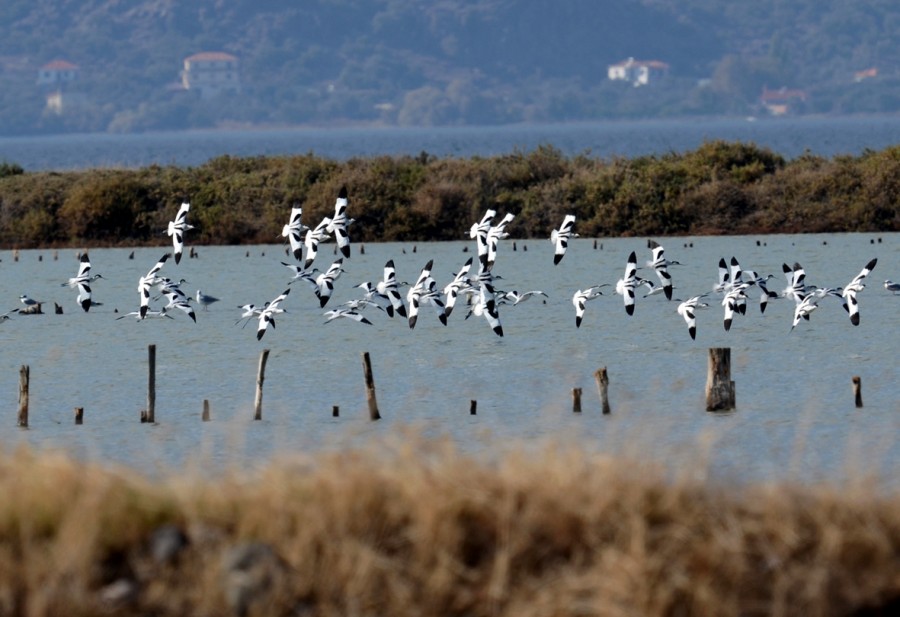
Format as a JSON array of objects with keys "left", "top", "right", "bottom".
[{"left": 0, "top": 141, "right": 897, "bottom": 249}]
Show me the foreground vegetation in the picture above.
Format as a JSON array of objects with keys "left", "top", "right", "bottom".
[
  {"left": 0, "top": 141, "right": 898, "bottom": 249},
  {"left": 1, "top": 438, "right": 898, "bottom": 616}
]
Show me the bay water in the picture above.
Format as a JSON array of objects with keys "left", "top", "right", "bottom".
[{"left": 1, "top": 233, "right": 897, "bottom": 485}]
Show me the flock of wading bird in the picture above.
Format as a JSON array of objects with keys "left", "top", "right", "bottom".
[{"left": 7, "top": 187, "right": 899, "bottom": 340}]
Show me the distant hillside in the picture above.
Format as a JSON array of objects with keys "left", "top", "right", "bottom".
[{"left": 0, "top": 0, "right": 898, "bottom": 136}]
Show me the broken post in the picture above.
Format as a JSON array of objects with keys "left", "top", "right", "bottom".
[
  {"left": 17, "top": 365, "right": 29, "bottom": 427},
  {"left": 852, "top": 376, "right": 863, "bottom": 408},
  {"left": 332, "top": 405, "right": 339, "bottom": 418},
  {"left": 706, "top": 348, "right": 736, "bottom": 412},
  {"left": 572, "top": 387, "right": 582, "bottom": 413},
  {"left": 470, "top": 400, "right": 477, "bottom": 415},
  {"left": 254, "top": 349, "right": 270, "bottom": 421},
  {"left": 74, "top": 407, "right": 84, "bottom": 425},
  {"left": 146, "top": 344, "right": 156, "bottom": 423},
  {"left": 202, "top": 399, "right": 210, "bottom": 421},
  {"left": 594, "top": 367, "right": 611, "bottom": 415},
  {"left": 362, "top": 351, "right": 380, "bottom": 420}
]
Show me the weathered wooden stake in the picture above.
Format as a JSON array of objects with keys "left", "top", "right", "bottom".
[
  {"left": 332, "top": 405, "right": 340, "bottom": 417},
  {"left": 470, "top": 400, "right": 477, "bottom": 415},
  {"left": 74, "top": 407, "right": 84, "bottom": 425},
  {"left": 17, "top": 365, "right": 29, "bottom": 427},
  {"left": 146, "top": 344, "right": 156, "bottom": 423},
  {"left": 594, "top": 367, "right": 611, "bottom": 415},
  {"left": 572, "top": 387, "right": 582, "bottom": 413},
  {"left": 705, "top": 347, "right": 736, "bottom": 412},
  {"left": 852, "top": 376, "right": 863, "bottom": 408},
  {"left": 254, "top": 349, "right": 270, "bottom": 421},
  {"left": 362, "top": 351, "right": 381, "bottom": 420},
  {"left": 202, "top": 399, "right": 210, "bottom": 421}
]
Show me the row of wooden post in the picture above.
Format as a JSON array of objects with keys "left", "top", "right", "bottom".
[{"left": 15, "top": 347, "right": 868, "bottom": 427}]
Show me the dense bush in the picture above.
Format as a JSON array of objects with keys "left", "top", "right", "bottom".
[{"left": 0, "top": 141, "right": 896, "bottom": 249}]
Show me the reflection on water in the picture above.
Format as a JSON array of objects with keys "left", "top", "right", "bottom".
[{"left": 0, "top": 233, "right": 898, "bottom": 486}]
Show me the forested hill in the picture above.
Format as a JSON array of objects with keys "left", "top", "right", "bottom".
[{"left": 1, "top": 1, "right": 898, "bottom": 135}]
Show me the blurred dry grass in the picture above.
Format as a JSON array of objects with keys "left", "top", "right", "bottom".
[{"left": 0, "top": 434, "right": 898, "bottom": 617}]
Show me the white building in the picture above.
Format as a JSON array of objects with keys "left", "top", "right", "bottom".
[
  {"left": 37, "top": 59, "right": 79, "bottom": 86},
  {"left": 607, "top": 58, "right": 669, "bottom": 87},
  {"left": 181, "top": 52, "right": 241, "bottom": 99}
]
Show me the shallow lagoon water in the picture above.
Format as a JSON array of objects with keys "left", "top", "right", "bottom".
[{"left": 0, "top": 233, "right": 897, "bottom": 485}]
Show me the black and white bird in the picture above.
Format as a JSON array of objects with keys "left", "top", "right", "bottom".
[
  {"left": 885, "top": 280, "right": 900, "bottom": 294},
  {"left": 235, "top": 303, "right": 264, "bottom": 328},
  {"left": 497, "top": 289, "right": 548, "bottom": 306},
  {"left": 442, "top": 257, "right": 474, "bottom": 317},
  {"left": 324, "top": 307, "right": 373, "bottom": 325},
  {"left": 62, "top": 253, "right": 103, "bottom": 312},
  {"left": 466, "top": 278, "right": 503, "bottom": 337},
  {"left": 195, "top": 290, "right": 220, "bottom": 311},
  {"left": 790, "top": 293, "right": 819, "bottom": 331},
  {"left": 137, "top": 253, "right": 170, "bottom": 319},
  {"left": 166, "top": 202, "right": 193, "bottom": 264},
  {"left": 676, "top": 294, "right": 709, "bottom": 340},
  {"left": 326, "top": 186, "right": 353, "bottom": 259},
  {"left": 470, "top": 209, "right": 496, "bottom": 271},
  {"left": 116, "top": 308, "right": 173, "bottom": 321},
  {"left": 782, "top": 262, "right": 809, "bottom": 303},
  {"left": 281, "top": 203, "right": 308, "bottom": 261},
  {"left": 485, "top": 212, "right": 515, "bottom": 270},
  {"left": 572, "top": 285, "right": 606, "bottom": 328},
  {"left": 615, "top": 251, "right": 639, "bottom": 315},
  {"left": 646, "top": 241, "right": 674, "bottom": 300},
  {"left": 550, "top": 214, "right": 577, "bottom": 265},
  {"left": 742, "top": 270, "right": 778, "bottom": 314},
  {"left": 303, "top": 216, "right": 332, "bottom": 269},
  {"left": 722, "top": 284, "right": 749, "bottom": 331},
  {"left": 375, "top": 259, "right": 408, "bottom": 318},
  {"left": 163, "top": 288, "right": 196, "bottom": 323},
  {"left": 841, "top": 258, "right": 877, "bottom": 326},
  {"left": 257, "top": 288, "right": 290, "bottom": 341},
  {"left": 407, "top": 259, "right": 447, "bottom": 329},
  {"left": 312, "top": 258, "right": 345, "bottom": 308}
]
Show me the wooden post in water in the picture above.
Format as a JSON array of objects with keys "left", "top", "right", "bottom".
[
  {"left": 146, "top": 344, "right": 156, "bottom": 423},
  {"left": 202, "top": 399, "right": 210, "bottom": 421},
  {"left": 17, "top": 365, "right": 29, "bottom": 427},
  {"left": 705, "top": 348, "right": 735, "bottom": 412},
  {"left": 362, "top": 351, "right": 381, "bottom": 420},
  {"left": 572, "top": 387, "right": 582, "bottom": 413},
  {"left": 332, "top": 405, "right": 340, "bottom": 418},
  {"left": 74, "top": 407, "right": 84, "bottom": 425},
  {"left": 594, "top": 367, "right": 611, "bottom": 415},
  {"left": 852, "top": 376, "right": 863, "bottom": 408},
  {"left": 254, "top": 349, "right": 270, "bottom": 421},
  {"left": 469, "top": 400, "right": 477, "bottom": 415}
]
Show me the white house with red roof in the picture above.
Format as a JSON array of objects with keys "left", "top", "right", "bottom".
[
  {"left": 37, "top": 59, "right": 79, "bottom": 86},
  {"left": 181, "top": 51, "right": 241, "bottom": 99},
  {"left": 607, "top": 58, "right": 669, "bottom": 87}
]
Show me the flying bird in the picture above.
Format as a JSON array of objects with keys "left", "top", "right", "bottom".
[
  {"left": 257, "top": 288, "right": 290, "bottom": 340},
  {"left": 281, "top": 203, "right": 308, "bottom": 261},
  {"left": 326, "top": 186, "right": 353, "bottom": 259},
  {"left": 841, "top": 258, "right": 877, "bottom": 326},
  {"left": 615, "top": 251, "right": 638, "bottom": 315},
  {"left": 166, "top": 202, "right": 194, "bottom": 264},
  {"left": 550, "top": 214, "right": 577, "bottom": 265}
]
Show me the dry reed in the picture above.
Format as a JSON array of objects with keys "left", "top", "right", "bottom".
[{"left": 0, "top": 435, "right": 897, "bottom": 617}]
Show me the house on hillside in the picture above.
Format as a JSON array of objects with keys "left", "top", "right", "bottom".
[
  {"left": 181, "top": 52, "right": 241, "bottom": 100},
  {"left": 607, "top": 58, "right": 669, "bottom": 87},
  {"left": 760, "top": 86, "right": 808, "bottom": 116},
  {"left": 854, "top": 67, "right": 878, "bottom": 83},
  {"left": 36, "top": 59, "right": 79, "bottom": 87}
]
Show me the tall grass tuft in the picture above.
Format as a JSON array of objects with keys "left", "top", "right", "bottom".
[{"left": 0, "top": 437, "right": 898, "bottom": 616}]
